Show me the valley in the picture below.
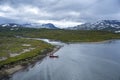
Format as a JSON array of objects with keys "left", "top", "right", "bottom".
[
  {"left": 0, "top": 0, "right": 120, "bottom": 80},
  {"left": 0, "top": 23, "right": 120, "bottom": 80}
]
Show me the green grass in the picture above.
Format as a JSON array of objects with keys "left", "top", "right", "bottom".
[
  {"left": 0, "top": 37, "right": 54, "bottom": 68},
  {"left": 9, "top": 29, "right": 120, "bottom": 42},
  {"left": 0, "top": 28, "right": 120, "bottom": 68},
  {"left": 0, "top": 37, "right": 51, "bottom": 56},
  {"left": 1, "top": 28, "right": 120, "bottom": 42}
]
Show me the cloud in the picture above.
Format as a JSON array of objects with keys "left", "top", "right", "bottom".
[
  {"left": 0, "top": 4, "right": 52, "bottom": 20},
  {"left": 0, "top": 0, "right": 120, "bottom": 27},
  {"left": 37, "top": 20, "right": 81, "bottom": 28}
]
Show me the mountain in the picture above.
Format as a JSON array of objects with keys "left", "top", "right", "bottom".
[
  {"left": 1, "top": 23, "right": 21, "bottom": 27},
  {"left": 0, "top": 23, "right": 58, "bottom": 30},
  {"left": 41, "top": 23, "right": 58, "bottom": 29},
  {"left": 0, "top": 23, "right": 22, "bottom": 31},
  {"left": 68, "top": 20, "right": 120, "bottom": 32},
  {"left": 22, "top": 23, "right": 58, "bottom": 29}
]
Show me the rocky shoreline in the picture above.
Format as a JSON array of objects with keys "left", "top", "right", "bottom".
[{"left": 0, "top": 46, "right": 61, "bottom": 80}]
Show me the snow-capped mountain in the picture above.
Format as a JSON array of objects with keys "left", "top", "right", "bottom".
[
  {"left": 0, "top": 23, "right": 22, "bottom": 31},
  {"left": 41, "top": 23, "right": 58, "bottom": 29},
  {"left": 1, "top": 23, "right": 21, "bottom": 27},
  {"left": 68, "top": 20, "right": 120, "bottom": 32},
  {"left": 23, "top": 23, "right": 58, "bottom": 29},
  {"left": 0, "top": 23, "right": 58, "bottom": 30}
]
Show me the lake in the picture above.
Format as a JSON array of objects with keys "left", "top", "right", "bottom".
[{"left": 10, "top": 40, "right": 120, "bottom": 80}]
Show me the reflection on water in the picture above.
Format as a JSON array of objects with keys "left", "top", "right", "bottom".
[{"left": 10, "top": 40, "right": 120, "bottom": 80}]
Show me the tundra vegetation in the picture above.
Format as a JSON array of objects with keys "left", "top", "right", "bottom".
[{"left": 0, "top": 27, "right": 120, "bottom": 68}]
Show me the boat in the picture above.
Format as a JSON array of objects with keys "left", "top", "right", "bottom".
[{"left": 49, "top": 54, "right": 59, "bottom": 58}]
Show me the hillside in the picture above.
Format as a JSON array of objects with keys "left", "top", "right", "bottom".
[{"left": 68, "top": 20, "right": 120, "bottom": 32}]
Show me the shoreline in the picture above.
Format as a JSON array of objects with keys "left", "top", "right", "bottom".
[
  {"left": 67, "top": 39, "right": 119, "bottom": 44},
  {"left": 1, "top": 38, "right": 119, "bottom": 80},
  {"left": 0, "top": 46, "right": 61, "bottom": 80}
]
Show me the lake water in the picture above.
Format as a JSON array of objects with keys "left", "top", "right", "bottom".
[{"left": 10, "top": 40, "right": 120, "bottom": 80}]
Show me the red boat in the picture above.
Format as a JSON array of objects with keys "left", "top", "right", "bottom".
[{"left": 49, "top": 54, "right": 59, "bottom": 58}]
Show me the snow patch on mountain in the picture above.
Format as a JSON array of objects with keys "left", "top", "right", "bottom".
[
  {"left": 0, "top": 23, "right": 59, "bottom": 29},
  {"left": 67, "top": 20, "right": 120, "bottom": 32}
]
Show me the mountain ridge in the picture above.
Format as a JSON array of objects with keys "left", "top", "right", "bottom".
[
  {"left": 0, "top": 23, "right": 58, "bottom": 29},
  {"left": 67, "top": 20, "right": 120, "bottom": 32}
]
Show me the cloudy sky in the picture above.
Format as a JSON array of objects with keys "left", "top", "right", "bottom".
[{"left": 0, "top": 0, "right": 120, "bottom": 28}]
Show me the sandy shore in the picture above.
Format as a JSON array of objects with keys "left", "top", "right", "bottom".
[{"left": 5, "top": 65, "right": 23, "bottom": 74}]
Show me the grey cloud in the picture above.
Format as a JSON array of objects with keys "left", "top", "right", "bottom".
[{"left": 0, "top": 0, "right": 120, "bottom": 27}]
